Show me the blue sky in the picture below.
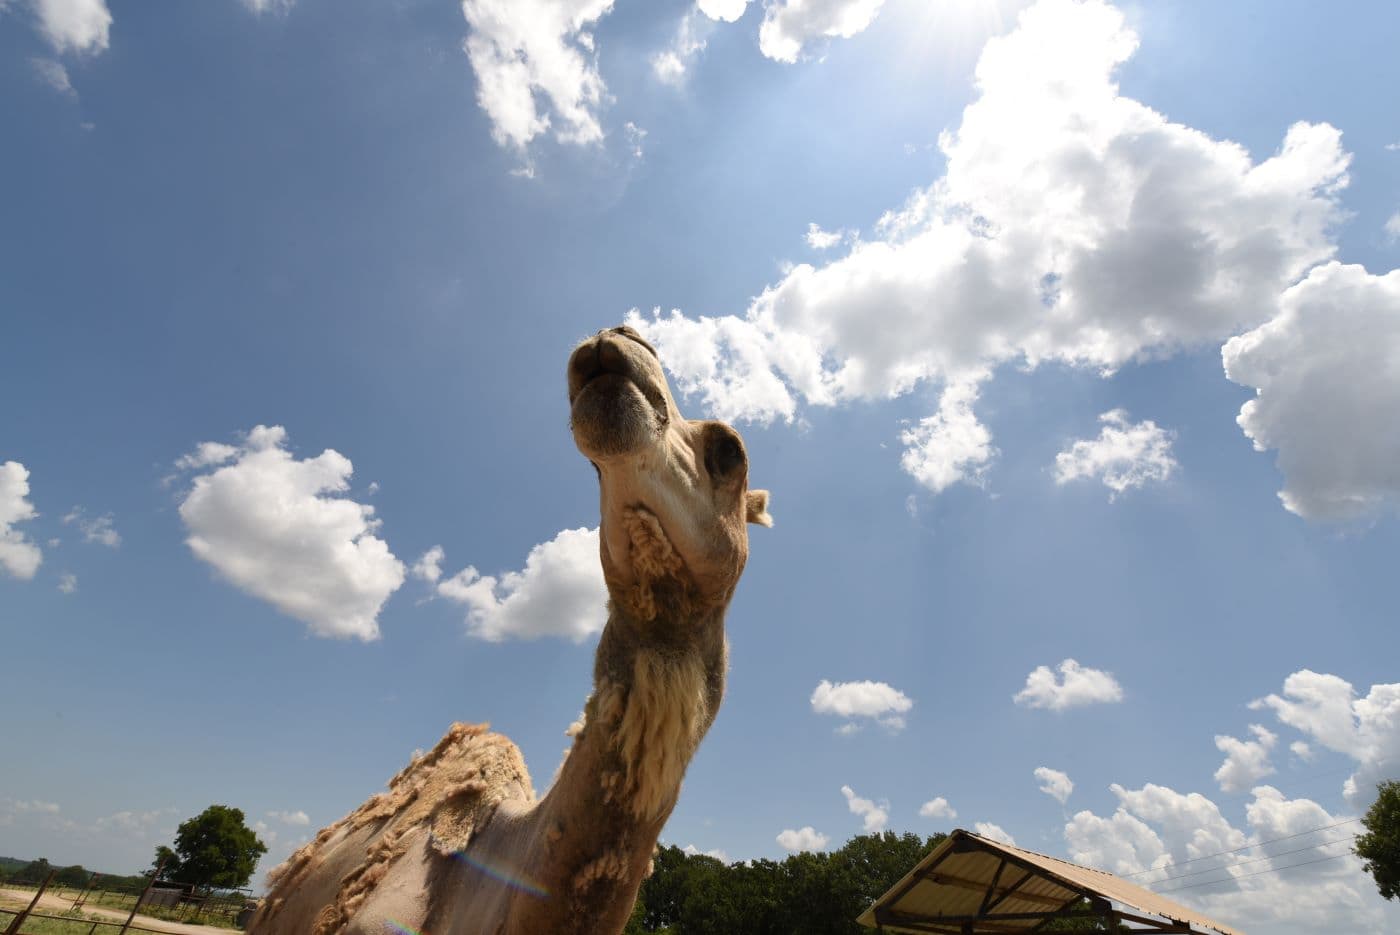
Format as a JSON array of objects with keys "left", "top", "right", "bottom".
[{"left": 2, "top": 1, "right": 1399, "bottom": 932}]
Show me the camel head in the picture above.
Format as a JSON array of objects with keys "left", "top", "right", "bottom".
[{"left": 569, "top": 325, "right": 771, "bottom": 618}]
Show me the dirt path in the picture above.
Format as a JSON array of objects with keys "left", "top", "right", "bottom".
[{"left": 0, "top": 886, "right": 236, "bottom": 935}]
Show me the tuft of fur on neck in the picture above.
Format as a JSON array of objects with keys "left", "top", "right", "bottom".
[{"left": 596, "top": 646, "right": 710, "bottom": 822}]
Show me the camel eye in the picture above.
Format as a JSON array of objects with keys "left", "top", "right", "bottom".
[{"left": 705, "top": 430, "right": 746, "bottom": 480}]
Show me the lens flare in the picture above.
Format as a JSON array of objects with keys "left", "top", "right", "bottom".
[{"left": 450, "top": 848, "right": 551, "bottom": 900}]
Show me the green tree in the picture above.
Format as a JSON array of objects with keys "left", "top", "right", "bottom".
[
  {"left": 18, "top": 858, "right": 52, "bottom": 883},
  {"left": 154, "top": 805, "right": 267, "bottom": 890},
  {"left": 152, "top": 846, "right": 180, "bottom": 880},
  {"left": 54, "top": 864, "right": 90, "bottom": 888},
  {"left": 1356, "top": 779, "right": 1400, "bottom": 901}
]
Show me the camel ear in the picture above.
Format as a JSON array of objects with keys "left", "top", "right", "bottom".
[{"left": 746, "top": 490, "right": 773, "bottom": 527}]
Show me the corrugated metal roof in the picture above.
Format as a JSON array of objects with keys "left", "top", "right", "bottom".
[{"left": 856, "top": 829, "right": 1245, "bottom": 935}]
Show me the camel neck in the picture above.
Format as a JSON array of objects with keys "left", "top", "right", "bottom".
[{"left": 494, "top": 599, "right": 728, "bottom": 933}]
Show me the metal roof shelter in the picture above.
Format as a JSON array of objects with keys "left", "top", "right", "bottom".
[{"left": 857, "top": 829, "right": 1244, "bottom": 935}]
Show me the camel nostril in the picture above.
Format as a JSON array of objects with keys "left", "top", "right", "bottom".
[
  {"left": 597, "top": 336, "right": 627, "bottom": 373},
  {"left": 571, "top": 340, "right": 603, "bottom": 385}
]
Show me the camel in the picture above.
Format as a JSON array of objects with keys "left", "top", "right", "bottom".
[{"left": 249, "top": 325, "right": 772, "bottom": 935}]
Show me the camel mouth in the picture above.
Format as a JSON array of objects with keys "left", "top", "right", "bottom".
[{"left": 568, "top": 332, "right": 670, "bottom": 426}]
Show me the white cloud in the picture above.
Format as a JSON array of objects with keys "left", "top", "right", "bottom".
[
  {"left": 1290, "top": 740, "right": 1314, "bottom": 762},
  {"left": 899, "top": 379, "right": 996, "bottom": 493},
  {"left": 1251, "top": 670, "right": 1400, "bottom": 808},
  {"left": 776, "top": 826, "right": 830, "bottom": 852},
  {"left": 267, "top": 809, "right": 310, "bottom": 826},
  {"left": 1035, "top": 766, "right": 1074, "bottom": 804},
  {"left": 239, "top": 0, "right": 294, "bottom": 14},
  {"left": 810, "top": 679, "right": 912, "bottom": 733},
  {"left": 841, "top": 784, "right": 889, "bottom": 832},
  {"left": 62, "top": 506, "right": 120, "bottom": 548},
  {"left": 1067, "top": 783, "right": 1391, "bottom": 935},
  {"left": 435, "top": 527, "right": 607, "bottom": 642},
  {"left": 57, "top": 572, "right": 77, "bottom": 594},
  {"left": 0, "top": 461, "right": 43, "bottom": 580},
  {"left": 1385, "top": 212, "right": 1400, "bottom": 242},
  {"left": 623, "top": 121, "right": 646, "bottom": 160},
  {"left": 1213, "top": 725, "right": 1277, "bottom": 793},
  {"left": 652, "top": 10, "right": 709, "bottom": 86},
  {"left": 13, "top": 799, "right": 61, "bottom": 815},
  {"left": 758, "top": 0, "right": 885, "bottom": 64},
  {"left": 1053, "top": 410, "right": 1177, "bottom": 498},
  {"left": 94, "top": 807, "right": 175, "bottom": 834},
  {"left": 629, "top": 0, "right": 1348, "bottom": 497},
  {"left": 461, "top": 0, "right": 613, "bottom": 152},
  {"left": 1065, "top": 807, "right": 1167, "bottom": 875},
  {"left": 411, "top": 545, "right": 445, "bottom": 583},
  {"left": 918, "top": 797, "right": 956, "bottom": 820},
  {"left": 974, "top": 822, "right": 1016, "bottom": 846},
  {"left": 176, "top": 425, "right": 406, "bottom": 642},
  {"left": 1223, "top": 263, "right": 1400, "bottom": 522},
  {"left": 174, "top": 441, "right": 239, "bottom": 471},
  {"left": 1014, "top": 659, "right": 1123, "bottom": 711},
  {"left": 30, "top": 56, "right": 74, "bottom": 95},
  {"left": 682, "top": 843, "right": 729, "bottom": 861},
  {"left": 805, "top": 223, "right": 846, "bottom": 250},
  {"left": 33, "top": 0, "right": 111, "bottom": 54},
  {"left": 697, "top": 0, "right": 749, "bottom": 22}
]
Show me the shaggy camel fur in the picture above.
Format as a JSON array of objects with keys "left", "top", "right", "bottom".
[{"left": 249, "top": 325, "right": 771, "bottom": 935}]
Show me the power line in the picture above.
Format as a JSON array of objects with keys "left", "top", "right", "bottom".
[
  {"left": 1120, "top": 817, "right": 1360, "bottom": 880},
  {"left": 1154, "top": 851, "right": 1353, "bottom": 895},
  {"left": 1146, "top": 834, "right": 1356, "bottom": 886}
]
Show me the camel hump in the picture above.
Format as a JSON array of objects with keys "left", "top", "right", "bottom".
[{"left": 252, "top": 723, "right": 534, "bottom": 935}]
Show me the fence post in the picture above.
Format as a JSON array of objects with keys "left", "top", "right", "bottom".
[
  {"left": 73, "top": 870, "right": 101, "bottom": 911},
  {"left": 3, "top": 869, "right": 55, "bottom": 935},
  {"left": 118, "top": 857, "right": 165, "bottom": 935}
]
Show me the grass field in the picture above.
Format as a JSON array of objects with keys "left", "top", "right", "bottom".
[
  {"left": 0, "top": 905, "right": 128, "bottom": 933},
  {"left": 0, "top": 887, "right": 241, "bottom": 932}
]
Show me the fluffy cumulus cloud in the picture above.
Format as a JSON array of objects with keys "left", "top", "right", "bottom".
[
  {"left": 805, "top": 223, "right": 846, "bottom": 250},
  {"left": 1251, "top": 670, "right": 1400, "bottom": 809},
  {"left": 62, "top": 505, "right": 120, "bottom": 547},
  {"left": 239, "top": 0, "right": 294, "bottom": 13},
  {"left": 267, "top": 809, "right": 310, "bottom": 826},
  {"left": 435, "top": 527, "right": 607, "bottom": 642},
  {"left": 918, "top": 796, "right": 956, "bottom": 820},
  {"left": 57, "top": 572, "right": 77, "bottom": 594},
  {"left": 1223, "top": 263, "right": 1400, "bottom": 522},
  {"left": 1385, "top": 211, "right": 1400, "bottom": 241},
  {"left": 175, "top": 426, "right": 406, "bottom": 642},
  {"left": 629, "top": 0, "right": 1349, "bottom": 495},
  {"left": 652, "top": 10, "right": 710, "bottom": 86},
  {"left": 32, "top": 0, "right": 111, "bottom": 55},
  {"left": 758, "top": 0, "right": 885, "bottom": 64},
  {"left": 899, "top": 380, "right": 996, "bottom": 494},
  {"left": 1213, "top": 725, "right": 1277, "bottom": 793},
  {"left": 697, "top": 0, "right": 749, "bottom": 23},
  {"left": 30, "top": 57, "right": 75, "bottom": 95},
  {"left": 682, "top": 843, "right": 729, "bottom": 861},
  {"left": 0, "top": 461, "right": 43, "bottom": 580},
  {"left": 1053, "top": 410, "right": 1177, "bottom": 499},
  {"left": 411, "top": 545, "right": 445, "bottom": 583},
  {"left": 810, "top": 679, "right": 912, "bottom": 732},
  {"left": 461, "top": 0, "right": 613, "bottom": 151},
  {"left": 1035, "top": 766, "right": 1074, "bottom": 804},
  {"left": 973, "top": 822, "right": 1016, "bottom": 846},
  {"left": 1066, "top": 782, "right": 1392, "bottom": 934},
  {"left": 841, "top": 785, "right": 889, "bottom": 833},
  {"left": 1013, "top": 659, "right": 1123, "bottom": 711},
  {"left": 776, "top": 825, "right": 829, "bottom": 852}
]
